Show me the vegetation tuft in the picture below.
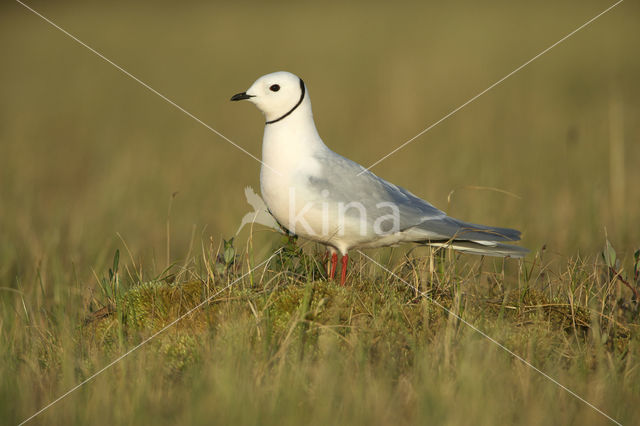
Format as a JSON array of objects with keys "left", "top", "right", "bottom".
[{"left": 5, "top": 237, "right": 635, "bottom": 424}]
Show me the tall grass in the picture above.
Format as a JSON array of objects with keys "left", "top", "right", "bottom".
[{"left": 2, "top": 238, "right": 639, "bottom": 425}]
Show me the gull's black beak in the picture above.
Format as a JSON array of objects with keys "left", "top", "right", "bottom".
[{"left": 230, "top": 92, "right": 254, "bottom": 101}]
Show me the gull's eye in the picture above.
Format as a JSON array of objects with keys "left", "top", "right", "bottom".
[{"left": 269, "top": 84, "right": 280, "bottom": 92}]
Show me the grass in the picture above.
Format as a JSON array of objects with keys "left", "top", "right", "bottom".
[
  {"left": 1, "top": 0, "right": 640, "bottom": 424},
  {"left": 3, "top": 238, "right": 640, "bottom": 425}
]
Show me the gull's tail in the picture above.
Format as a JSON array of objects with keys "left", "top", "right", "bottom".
[
  {"left": 426, "top": 240, "right": 529, "bottom": 258},
  {"left": 415, "top": 217, "right": 528, "bottom": 258}
]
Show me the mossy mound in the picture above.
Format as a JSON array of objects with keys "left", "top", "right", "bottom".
[
  {"left": 80, "top": 270, "right": 637, "bottom": 381},
  {"left": 119, "top": 280, "right": 207, "bottom": 330},
  {"left": 81, "top": 280, "right": 209, "bottom": 375}
]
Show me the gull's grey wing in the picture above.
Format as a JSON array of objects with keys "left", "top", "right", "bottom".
[
  {"left": 309, "top": 151, "right": 446, "bottom": 230},
  {"left": 413, "top": 215, "right": 522, "bottom": 242},
  {"left": 311, "top": 150, "right": 522, "bottom": 243}
]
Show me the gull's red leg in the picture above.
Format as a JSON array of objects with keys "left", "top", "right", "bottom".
[
  {"left": 329, "top": 252, "right": 338, "bottom": 280},
  {"left": 340, "top": 254, "right": 349, "bottom": 286}
]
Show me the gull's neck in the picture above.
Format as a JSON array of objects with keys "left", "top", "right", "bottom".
[{"left": 261, "top": 96, "right": 327, "bottom": 175}]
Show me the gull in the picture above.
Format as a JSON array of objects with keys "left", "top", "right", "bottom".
[{"left": 231, "top": 71, "right": 527, "bottom": 285}]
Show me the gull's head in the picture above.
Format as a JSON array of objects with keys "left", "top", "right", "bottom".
[{"left": 230, "top": 71, "right": 307, "bottom": 124}]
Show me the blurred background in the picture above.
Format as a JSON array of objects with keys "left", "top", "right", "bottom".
[{"left": 1, "top": 0, "right": 638, "bottom": 285}]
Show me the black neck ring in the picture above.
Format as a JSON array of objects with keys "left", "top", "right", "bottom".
[{"left": 266, "top": 78, "right": 306, "bottom": 125}]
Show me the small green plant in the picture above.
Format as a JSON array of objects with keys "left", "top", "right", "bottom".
[
  {"left": 602, "top": 238, "right": 640, "bottom": 303},
  {"left": 273, "top": 235, "right": 325, "bottom": 282},
  {"left": 95, "top": 249, "right": 121, "bottom": 309},
  {"left": 215, "top": 238, "right": 237, "bottom": 275}
]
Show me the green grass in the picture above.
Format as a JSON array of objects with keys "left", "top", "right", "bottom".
[
  {"left": 1, "top": 1, "right": 640, "bottom": 424},
  {"left": 3, "top": 240, "right": 640, "bottom": 425}
]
